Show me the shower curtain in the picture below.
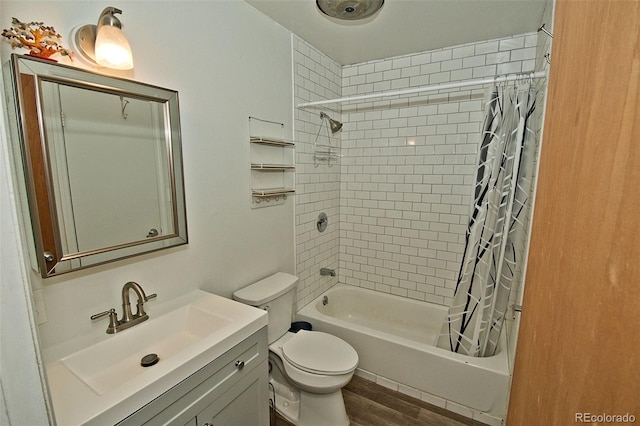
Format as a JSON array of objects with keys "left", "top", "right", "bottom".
[{"left": 437, "top": 80, "right": 538, "bottom": 357}]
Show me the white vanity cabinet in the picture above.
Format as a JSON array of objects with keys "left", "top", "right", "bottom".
[{"left": 117, "top": 327, "right": 269, "bottom": 426}]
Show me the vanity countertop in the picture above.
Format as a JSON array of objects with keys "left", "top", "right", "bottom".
[{"left": 43, "top": 289, "right": 267, "bottom": 425}]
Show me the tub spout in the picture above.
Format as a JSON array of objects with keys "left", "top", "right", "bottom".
[{"left": 320, "top": 268, "right": 336, "bottom": 277}]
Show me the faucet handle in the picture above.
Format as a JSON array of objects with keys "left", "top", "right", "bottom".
[
  {"left": 91, "top": 308, "right": 119, "bottom": 334},
  {"left": 135, "top": 293, "right": 157, "bottom": 318},
  {"left": 90, "top": 308, "right": 116, "bottom": 320}
]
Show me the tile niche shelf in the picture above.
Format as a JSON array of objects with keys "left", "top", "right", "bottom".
[{"left": 249, "top": 135, "right": 295, "bottom": 207}]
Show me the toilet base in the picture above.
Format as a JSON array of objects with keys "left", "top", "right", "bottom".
[
  {"left": 270, "top": 376, "right": 349, "bottom": 426},
  {"left": 297, "top": 389, "right": 349, "bottom": 426},
  {"left": 269, "top": 354, "right": 350, "bottom": 426}
]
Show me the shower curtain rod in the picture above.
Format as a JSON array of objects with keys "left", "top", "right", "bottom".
[{"left": 297, "top": 70, "right": 546, "bottom": 108}]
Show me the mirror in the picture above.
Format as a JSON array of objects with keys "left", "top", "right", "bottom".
[{"left": 6, "top": 54, "right": 188, "bottom": 277}]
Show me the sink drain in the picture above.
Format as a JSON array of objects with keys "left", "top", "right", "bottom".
[{"left": 141, "top": 353, "right": 159, "bottom": 367}]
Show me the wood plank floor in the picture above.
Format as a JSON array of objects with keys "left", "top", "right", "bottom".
[{"left": 272, "top": 375, "right": 484, "bottom": 426}]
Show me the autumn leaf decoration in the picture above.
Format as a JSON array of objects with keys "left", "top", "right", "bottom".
[{"left": 2, "top": 18, "right": 72, "bottom": 60}]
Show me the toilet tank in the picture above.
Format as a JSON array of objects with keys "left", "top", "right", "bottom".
[{"left": 233, "top": 272, "right": 298, "bottom": 344}]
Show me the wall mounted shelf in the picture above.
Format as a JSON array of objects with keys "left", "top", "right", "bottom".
[
  {"left": 249, "top": 136, "right": 295, "bottom": 147},
  {"left": 250, "top": 164, "right": 296, "bottom": 171},
  {"left": 248, "top": 118, "right": 295, "bottom": 208},
  {"left": 251, "top": 188, "right": 296, "bottom": 196},
  {"left": 251, "top": 188, "right": 295, "bottom": 204}
]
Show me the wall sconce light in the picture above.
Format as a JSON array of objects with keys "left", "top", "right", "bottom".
[{"left": 71, "top": 7, "right": 133, "bottom": 70}]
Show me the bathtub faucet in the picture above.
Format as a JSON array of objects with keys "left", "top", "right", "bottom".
[{"left": 320, "top": 268, "right": 336, "bottom": 277}]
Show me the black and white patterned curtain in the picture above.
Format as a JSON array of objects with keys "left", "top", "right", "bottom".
[{"left": 437, "top": 81, "right": 538, "bottom": 357}]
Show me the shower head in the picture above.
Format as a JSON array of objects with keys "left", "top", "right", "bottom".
[
  {"left": 316, "top": 0, "right": 384, "bottom": 20},
  {"left": 320, "top": 112, "right": 343, "bottom": 133}
]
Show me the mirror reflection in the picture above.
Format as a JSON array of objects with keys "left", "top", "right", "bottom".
[
  {"left": 42, "top": 83, "right": 173, "bottom": 253},
  {"left": 7, "top": 55, "right": 188, "bottom": 277}
]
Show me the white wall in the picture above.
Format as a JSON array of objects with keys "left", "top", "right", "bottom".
[
  {"left": 1, "top": 0, "right": 295, "bottom": 352},
  {"left": 1, "top": 90, "right": 52, "bottom": 426}
]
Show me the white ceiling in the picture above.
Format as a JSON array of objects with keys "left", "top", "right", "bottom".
[{"left": 245, "top": 0, "right": 548, "bottom": 65}]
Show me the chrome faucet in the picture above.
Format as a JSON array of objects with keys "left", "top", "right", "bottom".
[
  {"left": 91, "top": 282, "right": 157, "bottom": 334},
  {"left": 320, "top": 267, "right": 336, "bottom": 277}
]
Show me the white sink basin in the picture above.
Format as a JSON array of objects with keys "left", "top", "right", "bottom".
[
  {"left": 44, "top": 289, "right": 267, "bottom": 426},
  {"left": 61, "top": 304, "right": 232, "bottom": 395}
]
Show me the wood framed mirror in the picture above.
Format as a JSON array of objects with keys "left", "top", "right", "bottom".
[{"left": 5, "top": 54, "right": 188, "bottom": 277}]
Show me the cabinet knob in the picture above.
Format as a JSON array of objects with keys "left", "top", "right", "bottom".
[{"left": 235, "top": 360, "right": 245, "bottom": 369}]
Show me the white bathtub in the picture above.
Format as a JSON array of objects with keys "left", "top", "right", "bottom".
[{"left": 296, "top": 284, "right": 510, "bottom": 419}]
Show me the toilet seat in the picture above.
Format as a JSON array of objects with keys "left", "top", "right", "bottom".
[{"left": 282, "top": 330, "right": 358, "bottom": 376}]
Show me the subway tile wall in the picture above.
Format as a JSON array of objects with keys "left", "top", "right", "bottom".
[
  {"left": 293, "top": 36, "right": 342, "bottom": 309},
  {"left": 293, "top": 32, "right": 544, "bottom": 311},
  {"left": 339, "top": 33, "right": 539, "bottom": 306}
]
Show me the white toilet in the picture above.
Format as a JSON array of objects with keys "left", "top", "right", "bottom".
[{"left": 233, "top": 272, "right": 358, "bottom": 426}]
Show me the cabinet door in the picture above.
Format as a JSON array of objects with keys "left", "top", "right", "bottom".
[
  {"left": 197, "top": 360, "right": 268, "bottom": 426},
  {"left": 117, "top": 328, "right": 268, "bottom": 426}
]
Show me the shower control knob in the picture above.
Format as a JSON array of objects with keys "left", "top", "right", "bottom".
[{"left": 317, "top": 212, "right": 328, "bottom": 232}]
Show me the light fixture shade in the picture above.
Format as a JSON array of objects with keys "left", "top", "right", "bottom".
[
  {"left": 317, "top": 0, "right": 384, "bottom": 20},
  {"left": 95, "top": 25, "right": 133, "bottom": 70}
]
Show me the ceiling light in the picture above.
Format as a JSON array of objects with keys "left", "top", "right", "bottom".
[{"left": 316, "top": 0, "right": 384, "bottom": 20}]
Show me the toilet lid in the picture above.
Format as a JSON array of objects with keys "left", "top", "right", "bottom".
[{"left": 282, "top": 330, "right": 358, "bottom": 375}]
